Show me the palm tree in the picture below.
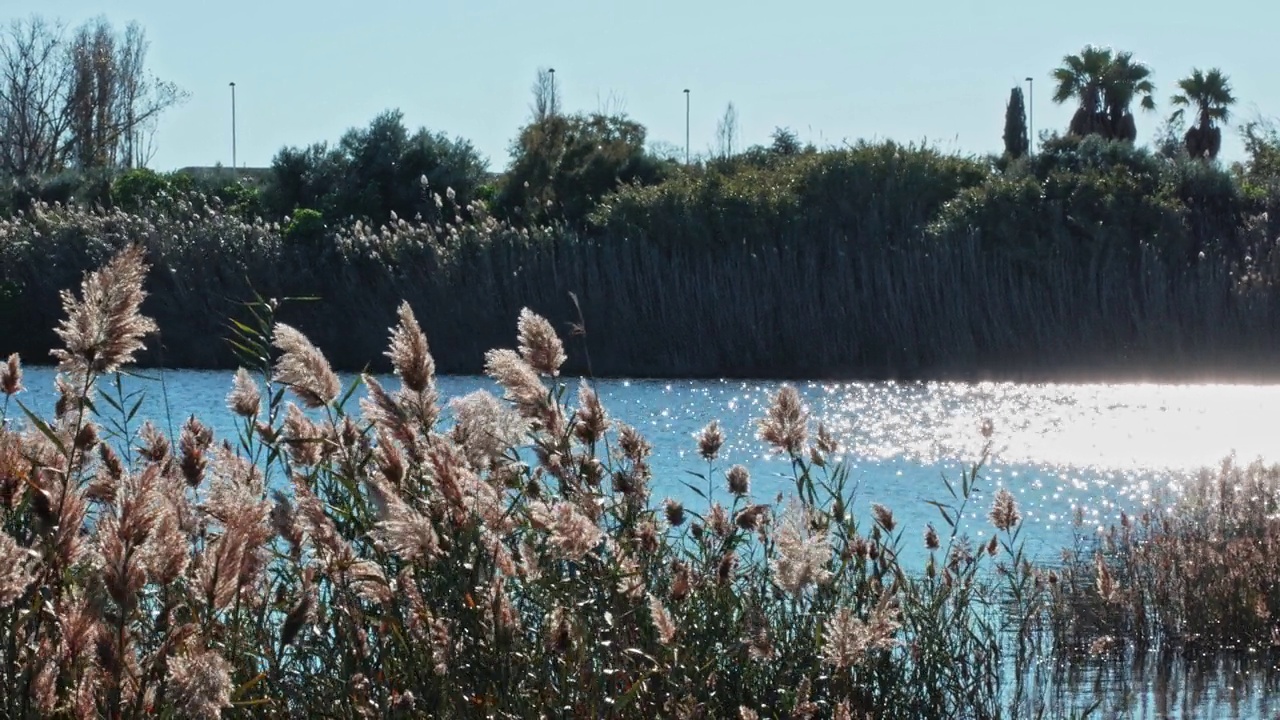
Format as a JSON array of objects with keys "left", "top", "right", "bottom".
[
  {"left": 1170, "top": 68, "right": 1235, "bottom": 160},
  {"left": 1052, "top": 46, "right": 1112, "bottom": 138},
  {"left": 1102, "top": 51, "right": 1156, "bottom": 142},
  {"left": 1051, "top": 46, "right": 1156, "bottom": 142}
]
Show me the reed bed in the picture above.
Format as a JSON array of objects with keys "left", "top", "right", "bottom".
[
  {"left": 1021, "top": 457, "right": 1280, "bottom": 718},
  {"left": 7, "top": 244, "right": 1280, "bottom": 717},
  {"left": 0, "top": 204, "right": 1274, "bottom": 382},
  {"left": 4, "top": 143, "right": 1280, "bottom": 381},
  {"left": 1049, "top": 457, "right": 1280, "bottom": 655},
  {"left": 0, "top": 245, "right": 1064, "bottom": 718}
]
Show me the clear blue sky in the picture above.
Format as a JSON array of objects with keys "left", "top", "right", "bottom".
[{"left": 20, "top": 0, "right": 1280, "bottom": 171}]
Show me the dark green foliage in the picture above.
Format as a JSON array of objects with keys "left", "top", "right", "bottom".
[
  {"left": 213, "top": 180, "right": 267, "bottom": 218},
  {"left": 1184, "top": 125, "right": 1222, "bottom": 160},
  {"left": 473, "top": 183, "right": 498, "bottom": 204},
  {"left": 0, "top": 167, "right": 264, "bottom": 219},
  {"left": 593, "top": 142, "right": 988, "bottom": 253},
  {"left": 1053, "top": 46, "right": 1156, "bottom": 143},
  {"left": 266, "top": 110, "right": 488, "bottom": 223},
  {"left": 1153, "top": 114, "right": 1187, "bottom": 159},
  {"left": 284, "top": 208, "right": 326, "bottom": 248},
  {"left": 498, "top": 112, "right": 672, "bottom": 227},
  {"left": 1004, "top": 88, "right": 1029, "bottom": 159},
  {"left": 6, "top": 138, "right": 1280, "bottom": 380},
  {"left": 770, "top": 127, "right": 803, "bottom": 156},
  {"left": 0, "top": 170, "right": 114, "bottom": 215},
  {"left": 112, "top": 169, "right": 171, "bottom": 212},
  {"left": 0, "top": 279, "right": 18, "bottom": 328},
  {"left": 265, "top": 143, "right": 344, "bottom": 218},
  {"left": 722, "top": 129, "right": 816, "bottom": 171},
  {"left": 1237, "top": 122, "right": 1280, "bottom": 192},
  {"left": 942, "top": 135, "right": 1248, "bottom": 266},
  {"left": 1171, "top": 68, "right": 1235, "bottom": 161},
  {"left": 590, "top": 159, "right": 805, "bottom": 252}
]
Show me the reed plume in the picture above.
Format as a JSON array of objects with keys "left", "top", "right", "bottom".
[
  {"left": 484, "top": 349, "right": 548, "bottom": 418},
  {"left": 759, "top": 385, "right": 808, "bottom": 455},
  {"left": 271, "top": 323, "right": 341, "bottom": 409},
  {"left": 179, "top": 415, "right": 214, "bottom": 487},
  {"left": 385, "top": 301, "right": 436, "bottom": 394},
  {"left": 648, "top": 593, "right": 677, "bottom": 645},
  {"left": 282, "top": 403, "right": 327, "bottom": 466},
  {"left": 166, "top": 646, "right": 234, "bottom": 720},
  {"left": 516, "top": 307, "right": 566, "bottom": 376},
  {"left": 664, "top": 498, "right": 686, "bottom": 527},
  {"left": 374, "top": 491, "right": 441, "bottom": 564},
  {"left": 50, "top": 244, "right": 158, "bottom": 375},
  {"left": 821, "top": 595, "right": 901, "bottom": 669},
  {"left": 989, "top": 488, "right": 1021, "bottom": 532},
  {"left": 528, "top": 500, "right": 603, "bottom": 562},
  {"left": 573, "top": 380, "right": 609, "bottom": 445},
  {"left": 873, "top": 503, "right": 896, "bottom": 533},
  {"left": 449, "top": 390, "right": 529, "bottom": 470},
  {"left": 361, "top": 375, "right": 416, "bottom": 449},
  {"left": 226, "top": 367, "right": 261, "bottom": 419},
  {"left": 0, "top": 529, "right": 36, "bottom": 607},
  {"left": 1, "top": 353, "right": 21, "bottom": 396},
  {"left": 772, "top": 501, "right": 832, "bottom": 596},
  {"left": 698, "top": 419, "right": 724, "bottom": 461},
  {"left": 727, "top": 464, "right": 750, "bottom": 497}
]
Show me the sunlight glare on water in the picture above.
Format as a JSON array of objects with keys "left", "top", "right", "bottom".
[
  {"left": 13, "top": 368, "right": 1280, "bottom": 561},
  {"left": 543, "top": 379, "right": 1280, "bottom": 559},
  {"left": 815, "top": 381, "right": 1280, "bottom": 472}
]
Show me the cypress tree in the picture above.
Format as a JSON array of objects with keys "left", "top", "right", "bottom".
[{"left": 1003, "top": 87, "right": 1029, "bottom": 159}]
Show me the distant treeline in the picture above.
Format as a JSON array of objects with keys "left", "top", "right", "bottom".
[
  {"left": 6, "top": 20, "right": 1280, "bottom": 379},
  {"left": 5, "top": 132, "right": 1280, "bottom": 380}
]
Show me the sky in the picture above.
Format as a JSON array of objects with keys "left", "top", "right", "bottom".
[{"left": 17, "top": 0, "right": 1280, "bottom": 172}]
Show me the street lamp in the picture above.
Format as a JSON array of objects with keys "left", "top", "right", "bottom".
[
  {"left": 683, "top": 89, "right": 690, "bottom": 165},
  {"left": 548, "top": 68, "right": 556, "bottom": 116},
  {"left": 1024, "top": 76, "right": 1034, "bottom": 155},
  {"left": 229, "top": 81, "right": 237, "bottom": 171}
]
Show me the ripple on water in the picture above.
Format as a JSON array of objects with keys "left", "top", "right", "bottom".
[{"left": 13, "top": 368, "right": 1278, "bottom": 563}]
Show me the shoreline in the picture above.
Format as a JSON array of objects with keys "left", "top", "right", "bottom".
[{"left": 17, "top": 357, "right": 1280, "bottom": 385}]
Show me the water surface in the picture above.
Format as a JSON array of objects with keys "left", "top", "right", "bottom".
[{"left": 11, "top": 367, "right": 1276, "bottom": 565}]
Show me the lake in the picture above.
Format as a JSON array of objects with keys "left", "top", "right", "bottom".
[{"left": 10, "top": 366, "right": 1279, "bottom": 566}]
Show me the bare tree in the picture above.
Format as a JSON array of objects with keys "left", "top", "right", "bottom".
[
  {"left": 715, "top": 101, "right": 739, "bottom": 159},
  {"left": 0, "top": 17, "right": 73, "bottom": 176},
  {"left": 115, "top": 22, "right": 147, "bottom": 167},
  {"left": 0, "top": 15, "right": 185, "bottom": 177},
  {"left": 66, "top": 18, "right": 184, "bottom": 170},
  {"left": 530, "top": 67, "right": 560, "bottom": 122},
  {"left": 595, "top": 90, "right": 627, "bottom": 117},
  {"left": 646, "top": 140, "right": 685, "bottom": 162}
]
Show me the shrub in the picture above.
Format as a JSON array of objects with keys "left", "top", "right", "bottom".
[
  {"left": 284, "top": 208, "right": 327, "bottom": 247},
  {"left": 0, "top": 170, "right": 114, "bottom": 216},
  {"left": 265, "top": 110, "right": 489, "bottom": 224},
  {"left": 592, "top": 142, "right": 989, "bottom": 252},
  {"left": 499, "top": 112, "right": 672, "bottom": 228},
  {"left": 112, "top": 168, "right": 172, "bottom": 212}
]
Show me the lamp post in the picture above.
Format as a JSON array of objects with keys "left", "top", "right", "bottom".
[
  {"left": 1024, "top": 76, "right": 1034, "bottom": 155},
  {"left": 229, "top": 81, "right": 237, "bottom": 171},
  {"left": 548, "top": 68, "right": 556, "bottom": 116},
  {"left": 683, "top": 89, "right": 690, "bottom": 165}
]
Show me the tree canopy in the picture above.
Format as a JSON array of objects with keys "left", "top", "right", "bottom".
[
  {"left": 266, "top": 110, "right": 489, "bottom": 223},
  {"left": 1051, "top": 46, "right": 1156, "bottom": 143},
  {"left": 1171, "top": 68, "right": 1235, "bottom": 160}
]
